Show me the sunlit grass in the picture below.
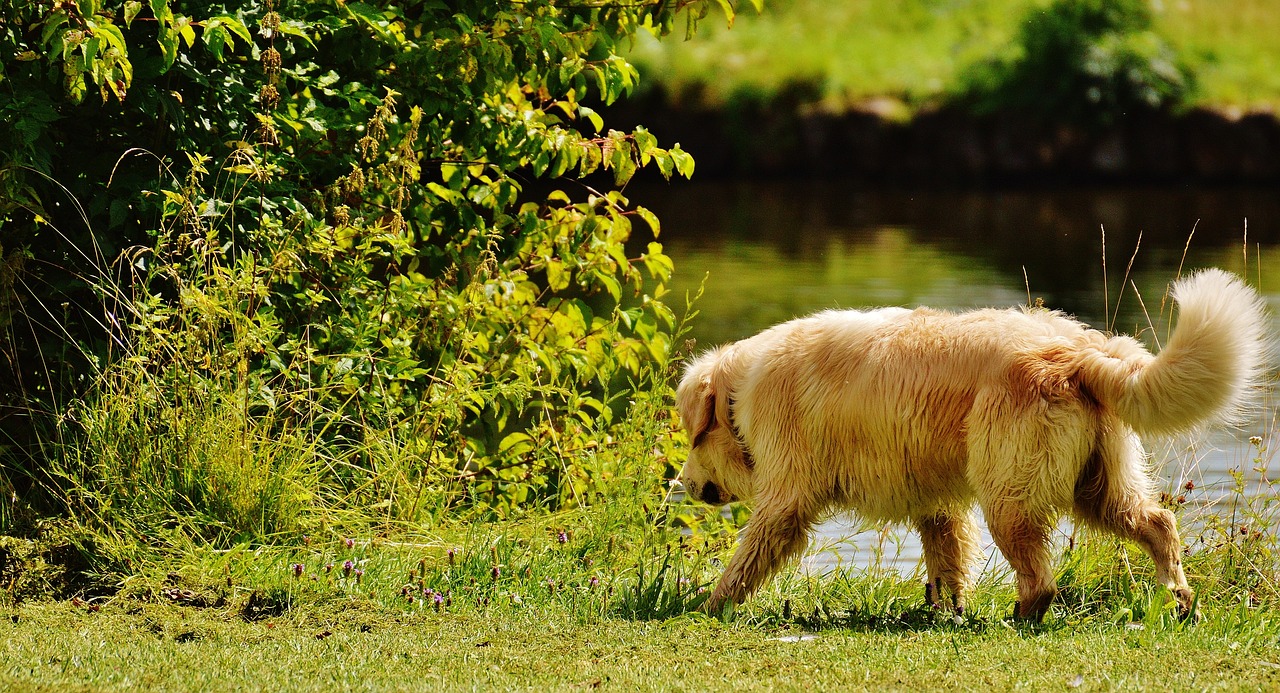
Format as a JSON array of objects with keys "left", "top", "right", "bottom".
[
  {"left": 1161, "top": 0, "right": 1280, "bottom": 110},
  {"left": 629, "top": 0, "right": 1280, "bottom": 112},
  {"left": 5, "top": 481, "right": 1280, "bottom": 689}
]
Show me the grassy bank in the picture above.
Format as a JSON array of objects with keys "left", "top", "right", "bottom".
[
  {"left": 628, "top": 0, "right": 1280, "bottom": 113},
  {"left": 7, "top": 428, "right": 1280, "bottom": 690},
  {"left": 5, "top": 507, "right": 1280, "bottom": 690}
]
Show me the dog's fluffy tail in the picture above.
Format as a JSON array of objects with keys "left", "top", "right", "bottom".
[{"left": 1078, "top": 268, "right": 1270, "bottom": 437}]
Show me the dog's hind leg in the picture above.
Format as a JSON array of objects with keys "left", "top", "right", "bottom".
[
  {"left": 984, "top": 499, "right": 1058, "bottom": 621},
  {"left": 704, "top": 493, "right": 817, "bottom": 613},
  {"left": 914, "top": 509, "right": 980, "bottom": 613},
  {"left": 1073, "top": 433, "right": 1195, "bottom": 615}
]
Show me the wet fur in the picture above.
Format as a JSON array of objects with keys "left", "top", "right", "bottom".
[{"left": 677, "top": 269, "right": 1268, "bottom": 619}]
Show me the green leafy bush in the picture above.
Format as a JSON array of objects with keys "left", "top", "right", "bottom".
[
  {"left": 0, "top": 0, "right": 724, "bottom": 546},
  {"left": 958, "top": 0, "right": 1195, "bottom": 124}
]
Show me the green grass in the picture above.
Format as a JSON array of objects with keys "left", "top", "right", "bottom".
[
  {"left": 6, "top": 454, "right": 1280, "bottom": 690},
  {"left": 1162, "top": 0, "right": 1280, "bottom": 110},
  {"left": 5, "top": 518, "right": 1280, "bottom": 690},
  {"left": 7, "top": 599, "right": 1280, "bottom": 690},
  {"left": 5, "top": 439, "right": 1279, "bottom": 690},
  {"left": 628, "top": 0, "right": 1280, "bottom": 113}
]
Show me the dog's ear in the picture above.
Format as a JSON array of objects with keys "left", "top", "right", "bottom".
[
  {"left": 691, "top": 388, "right": 717, "bottom": 448},
  {"left": 677, "top": 358, "right": 721, "bottom": 448},
  {"left": 678, "top": 345, "right": 746, "bottom": 448}
]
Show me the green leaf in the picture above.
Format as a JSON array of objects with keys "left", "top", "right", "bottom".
[
  {"left": 95, "top": 22, "right": 127, "bottom": 52},
  {"left": 149, "top": 0, "right": 173, "bottom": 24},
  {"left": 593, "top": 269, "right": 621, "bottom": 302},
  {"left": 427, "top": 182, "right": 462, "bottom": 204},
  {"left": 203, "top": 23, "right": 229, "bottom": 61},
  {"left": 346, "top": 3, "right": 394, "bottom": 42},
  {"left": 578, "top": 105, "right": 603, "bottom": 133},
  {"left": 499, "top": 432, "right": 535, "bottom": 456},
  {"left": 40, "top": 13, "right": 70, "bottom": 48},
  {"left": 216, "top": 16, "right": 253, "bottom": 45},
  {"left": 123, "top": 1, "right": 142, "bottom": 28},
  {"left": 545, "top": 258, "right": 569, "bottom": 291},
  {"left": 633, "top": 127, "right": 657, "bottom": 155},
  {"left": 713, "top": 0, "right": 736, "bottom": 27},
  {"left": 654, "top": 150, "right": 674, "bottom": 180},
  {"left": 669, "top": 144, "right": 695, "bottom": 178},
  {"left": 273, "top": 20, "right": 316, "bottom": 48},
  {"left": 642, "top": 242, "right": 674, "bottom": 280},
  {"left": 579, "top": 143, "right": 602, "bottom": 176},
  {"left": 611, "top": 140, "right": 638, "bottom": 185},
  {"left": 156, "top": 24, "right": 178, "bottom": 69},
  {"left": 635, "top": 207, "right": 661, "bottom": 237},
  {"left": 80, "top": 34, "right": 102, "bottom": 77},
  {"left": 176, "top": 17, "right": 198, "bottom": 49}
]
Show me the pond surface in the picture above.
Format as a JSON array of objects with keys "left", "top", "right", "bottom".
[{"left": 630, "top": 181, "right": 1280, "bottom": 576}]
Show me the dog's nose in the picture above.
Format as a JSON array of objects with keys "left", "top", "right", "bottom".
[{"left": 702, "top": 481, "right": 721, "bottom": 504}]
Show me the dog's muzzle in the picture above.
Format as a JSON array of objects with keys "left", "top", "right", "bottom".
[{"left": 680, "top": 479, "right": 734, "bottom": 506}]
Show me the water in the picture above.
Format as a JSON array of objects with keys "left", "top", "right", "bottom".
[{"left": 631, "top": 181, "right": 1280, "bottom": 576}]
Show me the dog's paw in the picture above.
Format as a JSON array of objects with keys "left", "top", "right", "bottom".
[
  {"left": 698, "top": 592, "right": 730, "bottom": 616},
  {"left": 1012, "top": 597, "right": 1053, "bottom": 623},
  {"left": 1172, "top": 586, "right": 1202, "bottom": 623}
]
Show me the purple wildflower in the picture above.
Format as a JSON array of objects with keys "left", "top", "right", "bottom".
[
  {"left": 556, "top": 530, "right": 568, "bottom": 544},
  {"left": 324, "top": 563, "right": 334, "bottom": 573},
  {"left": 447, "top": 547, "right": 456, "bottom": 565},
  {"left": 342, "top": 560, "right": 354, "bottom": 577},
  {"left": 344, "top": 537, "right": 355, "bottom": 550},
  {"left": 354, "top": 568, "right": 364, "bottom": 583},
  {"left": 589, "top": 576, "right": 600, "bottom": 589},
  {"left": 292, "top": 563, "right": 304, "bottom": 578}
]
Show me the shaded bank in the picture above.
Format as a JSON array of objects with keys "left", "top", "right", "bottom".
[{"left": 607, "top": 94, "right": 1280, "bottom": 183}]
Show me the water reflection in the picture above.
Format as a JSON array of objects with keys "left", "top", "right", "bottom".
[
  {"left": 632, "top": 181, "right": 1280, "bottom": 346},
  {"left": 631, "top": 181, "right": 1280, "bottom": 575}
]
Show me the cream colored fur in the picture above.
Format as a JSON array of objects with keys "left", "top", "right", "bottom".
[{"left": 677, "top": 269, "right": 1268, "bottom": 620}]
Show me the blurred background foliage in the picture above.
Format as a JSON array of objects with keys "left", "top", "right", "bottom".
[{"left": 627, "top": 0, "right": 1280, "bottom": 116}]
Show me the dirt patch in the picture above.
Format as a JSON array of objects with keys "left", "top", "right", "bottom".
[{"left": 0, "top": 532, "right": 103, "bottom": 602}]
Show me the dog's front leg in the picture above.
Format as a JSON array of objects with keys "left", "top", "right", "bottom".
[
  {"left": 703, "top": 500, "right": 814, "bottom": 613},
  {"left": 915, "top": 509, "right": 980, "bottom": 613}
]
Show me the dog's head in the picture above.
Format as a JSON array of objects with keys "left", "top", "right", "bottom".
[{"left": 675, "top": 347, "right": 755, "bottom": 506}]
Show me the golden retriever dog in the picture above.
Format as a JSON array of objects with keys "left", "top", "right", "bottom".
[{"left": 677, "top": 269, "right": 1267, "bottom": 620}]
